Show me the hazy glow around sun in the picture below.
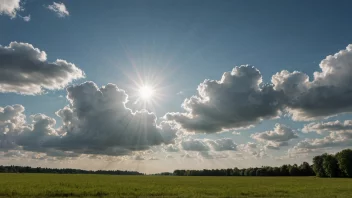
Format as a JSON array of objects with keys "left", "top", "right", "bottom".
[{"left": 139, "top": 85, "right": 154, "bottom": 100}]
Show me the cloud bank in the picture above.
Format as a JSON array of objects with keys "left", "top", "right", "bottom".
[{"left": 1, "top": 82, "right": 177, "bottom": 157}]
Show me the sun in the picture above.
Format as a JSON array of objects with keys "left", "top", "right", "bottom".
[{"left": 139, "top": 85, "right": 154, "bottom": 100}]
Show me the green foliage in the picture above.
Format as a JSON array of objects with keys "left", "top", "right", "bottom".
[
  {"left": 322, "top": 154, "right": 339, "bottom": 177},
  {"left": 0, "top": 174, "right": 351, "bottom": 198},
  {"left": 313, "top": 155, "right": 326, "bottom": 177},
  {"left": 336, "top": 149, "right": 352, "bottom": 177}
]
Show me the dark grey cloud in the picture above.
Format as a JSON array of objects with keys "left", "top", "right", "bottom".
[
  {"left": 303, "top": 120, "right": 352, "bottom": 134},
  {"left": 0, "top": 42, "right": 84, "bottom": 95},
  {"left": 251, "top": 124, "right": 298, "bottom": 142},
  {"left": 272, "top": 44, "right": 352, "bottom": 120},
  {"left": 166, "top": 65, "right": 284, "bottom": 133}
]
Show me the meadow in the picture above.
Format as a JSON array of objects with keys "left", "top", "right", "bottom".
[{"left": 0, "top": 174, "right": 351, "bottom": 198}]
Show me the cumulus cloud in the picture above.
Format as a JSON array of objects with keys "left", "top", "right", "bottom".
[
  {"left": 291, "top": 132, "right": 352, "bottom": 154},
  {"left": 292, "top": 119, "right": 352, "bottom": 154},
  {"left": 303, "top": 120, "right": 352, "bottom": 134},
  {"left": 163, "top": 144, "right": 179, "bottom": 152},
  {"left": 0, "top": 105, "right": 26, "bottom": 151},
  {"left": 0, "top": 0, "right": 21, "bottom": 18},
  {"left": 180, "top": 138, "right": 236, "bottom": 152},
  {"left": 265, "top": 141, "right": 288, "bottom": 150},
  {"left": 205, "top": 138, "right": 237, "bottom": 151},
  {"left": 166, "top": 44, "right": 352, "bottom": 133},
  {"left": 166, "top": 65, "right": 284, "bottom": 133},
  {"left": 273, "top": 44, "right": 352, "bottom": 120},
  {"left": 47, "top": 2, "right": 69, "bottom": 18},
  {"left": 180, "top": 139, "right": 210, "bottom": 151},
  {"left": 0, "top": 82, "right": 178, "bottom": 157},
  {"left": 0, "top": 42, "right": 84, "bottom": 95},
  {"left": 251, "top": 124, "right": 298, "bottom": 143}
]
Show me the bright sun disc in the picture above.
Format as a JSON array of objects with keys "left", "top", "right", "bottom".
[{"left": 139, "top": 85, "right": 154, "bottom": 100}]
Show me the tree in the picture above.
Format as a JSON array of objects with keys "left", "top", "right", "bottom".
[
  {"left": 322, "top": 154, "right": 339, "bottom": 177},
  {"left": 335, "top": 149, "right": 352, "bottom": 177},
  {"left": 280, "top": 165, "right": 289, "bottom": 176},
  {"left": 289, "top": 165, "right": 300, "bottom": 176},
  {"left": 313, "top": 155, "right": 326, "bottom": 177},
  {"left": 299, "top": 162, "right": 314, "bottom": 176}
]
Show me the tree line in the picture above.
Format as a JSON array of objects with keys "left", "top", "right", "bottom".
[
  {"left": 173, "top": 149, "right": 352, "bottom": 177},
  {"left": 0, "top": 165, "right": 143, "bottom": 175}
]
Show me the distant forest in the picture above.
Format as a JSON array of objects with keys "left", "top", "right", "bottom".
[
  {"left": 0, "top": 166, "right": 143, "bottom": 175},
  {"left": 172, "top": 149, "right": 352, "bottom": 178},
  {"left": 1, "top": 149, "right": 351, "bottom": 177}
]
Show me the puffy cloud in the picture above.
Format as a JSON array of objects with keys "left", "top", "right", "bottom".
[
  {"left": 166, "top": 44, "right": 352, "bottom": 133},
  {"left": 0, "top": 42, "right": 84, "bottom": 95},
  {"left": 180, "top": 139, "right": 209, "bottom": 151},
  {"left": 205, "top": 138, "right": 237, "bottom": 151},
  {"left": 134, "top": 155, "right": 145, "bottom": 161},
  {"left": 180, "top": 138, "right": 236, "bottom": 152},
  {"left": 0, "top": 82, "right": 177, "bottom": 157},
  {"left": 0, "top": 105, "right": 26, "bottom": 151},
  {"left": 166, "top": 65, "right": 284, "bottom": 133},
  {"left": 292, "top": 119, "right": 352, "bottom": 154},
  {"left": 251, "top": 124, "right": 298, "bottom": 142},
  {"left": 47, "top": 2, "right": 69, "bottom": 18},
  {"left": 163, "top": 144, "right": 179, "bottom": 152},
  {"left": 292, "top": 132, "right": 352, "bottom": 153},
  {"left": 303, "top": 120, "right": 352, "bottom": 134},
  {"left": 0, "top": 0, "right": 21, "bottom": 18},
  {"left": 246, "top": 142, "right": 257, "bottom": 149},
  {"left": 50, "top": 82, "right": 177, "bottom": 155},
  {"left": 265, "top": 141, "right": 288, "bottom": 150},
  {"left": 273, "top": 44, "right": 352, "bottom": 120}
]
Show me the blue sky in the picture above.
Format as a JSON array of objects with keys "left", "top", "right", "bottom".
[{"left": 1, "top": 0, "right": 352, "bottom": 173}]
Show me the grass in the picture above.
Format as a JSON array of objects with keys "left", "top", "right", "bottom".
[{"left": 0, "top": 174, "right": 351, "bottom": 197}]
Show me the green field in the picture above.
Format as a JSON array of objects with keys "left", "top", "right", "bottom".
[{"left": 0, "top": 174, "right": 351, "bottom": 198}]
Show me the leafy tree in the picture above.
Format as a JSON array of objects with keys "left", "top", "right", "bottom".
[
  {"left": 322, "top": 154, "right": 339, "bottom": 177},
  {"left": 335, "top": 149, "right": 352, "bottom": 177},
  {"left": 313, "top": 155, "right": 326, "bottom": 177}
]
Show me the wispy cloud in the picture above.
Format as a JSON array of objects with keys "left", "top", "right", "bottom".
[{"left": 47, "top": 2, "right": 69, "bottom": 18}]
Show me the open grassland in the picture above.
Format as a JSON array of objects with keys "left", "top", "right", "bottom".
[{"left": 0, "top": 174, "right": 351, "bottom": 198}]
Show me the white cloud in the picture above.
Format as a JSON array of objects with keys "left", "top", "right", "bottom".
[
  {"left": 0, "top": 82, "right": 178, "bottom": 157},
  {"left": 273, "top": 44, "right": 352, "bottom": 121},
  {"left": 0, "top": 0, "right": 21, "bottom": 18},
  {"left": 291, "top": 132, "right": 352, "bottom": 154},
  {"left": 0, "top": 42, "right": 85, "bottom": 95},
  {"left": 251, "top": 124, "right": 298, "bottom": 143},
  {"left": 20, "top": 14, "right": 30, "bottom": 21},
  {"left": 166, "top": 65, "right": 284, "bottom": 133},
  {"left": 47, "top": 2, "right": 69, "bottom": 18},
  {"left": 303, "top": 120, "right": 352, "bottom": 134}
]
